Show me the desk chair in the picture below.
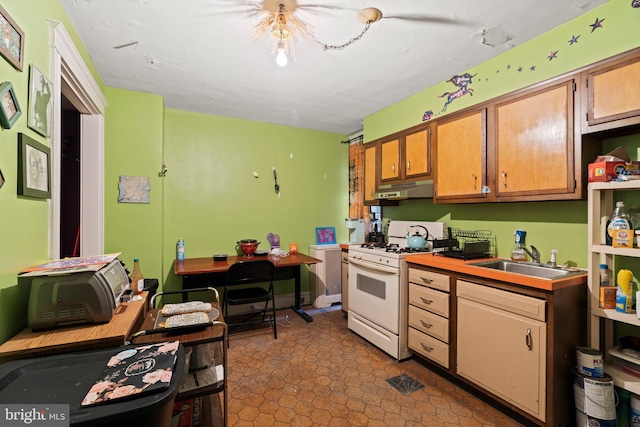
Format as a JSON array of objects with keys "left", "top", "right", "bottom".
[{"left": 223, "top": 260, "right": 277, "bottom": 340}]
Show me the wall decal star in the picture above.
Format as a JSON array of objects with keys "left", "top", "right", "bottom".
[
  {"left": 548, "top": 50, "right": 559, "bottom": 61},
  {"left": 590, "top": 17, "right": 605, "bottom": 32},
  {"left": 569, "top": 35, "right": 580, "bottom": 45},
  {"left": 530, "top": 65, "right": 536, "bottom": 71},
  {"left": 517, "top": 66, "right": 523, "bottom": 73}
]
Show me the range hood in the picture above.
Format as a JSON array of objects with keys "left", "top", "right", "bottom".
[{"left": 373, "top": 180, "right": 434, "bottom": 200}]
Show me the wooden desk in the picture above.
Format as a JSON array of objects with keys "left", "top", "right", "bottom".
[
  {"left": 174, "top": 253, "right": 321, "bottom": 322},
  {"left": 0, "top": 292, "right": 148, "bottom": 363}
]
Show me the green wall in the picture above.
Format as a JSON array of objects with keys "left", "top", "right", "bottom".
[
  {"left": 160, "top": 109, "right": 348, "bottom": 293},
  {"left": 103, "top": 87, "right": 165, "bottom": 280},
  {"left": 0, "top": 0, "right": 104, "bottom": 343},
  {"left": 370, "top": 0, "right": 640, "bottom": 268}
]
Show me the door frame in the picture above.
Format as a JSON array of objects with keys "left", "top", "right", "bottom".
[{"left": 49, "top": 20, "right": 108, "bottom": 258}]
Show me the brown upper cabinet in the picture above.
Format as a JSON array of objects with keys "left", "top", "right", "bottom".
[
  {"left": 379, "top": 123, "right": 432, "bottom": 184},
  {"left": 434, "top": 108, "right": 487, "bottom": 201},
  {"left": 492, "top": 78, "right": 577, "bottom": 200},
  {"left": 583, "top": 49, "right": 640, "bottom": 134},
  {"left": 434, "top": 76, "right": 581, "bottom": 203}
]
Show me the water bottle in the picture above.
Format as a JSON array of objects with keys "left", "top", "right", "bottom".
[{"left": 177, "top": 238, "right": 185, "bottom": 260}]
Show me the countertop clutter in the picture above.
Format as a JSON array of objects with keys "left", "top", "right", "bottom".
[{"left": 405, "top": 254, "right": 587, "bottom": 291}]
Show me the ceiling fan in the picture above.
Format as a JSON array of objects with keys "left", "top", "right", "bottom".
[{"left": 228, "top": 1, "right": 459, "bottom": 66}]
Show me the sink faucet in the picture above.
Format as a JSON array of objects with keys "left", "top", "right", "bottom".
[{"left": 522, "top": 245, "right": 541, "bottom": 264}]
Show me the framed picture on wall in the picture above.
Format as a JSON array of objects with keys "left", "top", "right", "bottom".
[
  {"left": 18, "top": 133, "right": 51, "bottom": 199},
  {"left": 27, "top": 65, "right": 53, "bottom": 138},
  {"left": 0, "top": 81, "right": 21, "bottom": 129},
  {"left": 0, "top": 5, "right": 24, "bottom": 71},
  {"left": 315, "top": 227, "right": 337, "bottom": 245}
]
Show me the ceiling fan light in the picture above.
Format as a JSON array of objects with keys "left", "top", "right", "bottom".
[
  {"left": 276, "top": 41, "right": 288, "bottom": 67},
  {"left": 271, "top": 24, "right": 291, "bottom": 40}
]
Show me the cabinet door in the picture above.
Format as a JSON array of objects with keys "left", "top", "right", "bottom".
[
  {"left": 380, "top": 138, "right": 400, "bottom": 181},
  {"left": 495, "top": 80, "right": 574, "bottom": 197},
  {"left": 457, "top": 297, "right": 546, "bottom": 421},
  {"left": 434, "top": 109, "right": 486, "bottom": 200},
  {"left": 587, "top": 55, "right": 640, "bottom": 127},
  {"left": 364, "top": 143, "right": 377, "bottom": 202},
  {"left": 405, "top": 127, "right": 431, "bottom": 179}
]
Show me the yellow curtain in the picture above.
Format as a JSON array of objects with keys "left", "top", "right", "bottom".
[{"left": 348, "top": 140, "right": 365, "bottom": 220}]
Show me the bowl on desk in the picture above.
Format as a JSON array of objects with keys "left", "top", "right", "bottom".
[{"left": 213, "top": 254, "right": 227, "bottom": 261}]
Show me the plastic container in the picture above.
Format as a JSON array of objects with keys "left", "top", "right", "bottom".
[
  {"left": 600, "top": 264, "right": 611, "bottom": 287},
  {"left": 130, "top": 258, "right": 144, "bottom": 295},
  {"left": 0, "top": 343, "right": 186, "bottom": 427},
  {"left": 607, "top": 201, "right": 633, "bottom": 246},
  {"left": 616, "top": 268, "right": 634, "bottom": 313},
  {"left": 177, "top": 238, "right": 185, "bottom": 261},
  {"left": 511, "top": 229, "right": 527, "bottom": 261}
]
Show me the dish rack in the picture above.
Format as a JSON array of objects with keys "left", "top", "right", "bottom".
[{"left": 433, "top": 229, "right": 496, "bottom": 260}]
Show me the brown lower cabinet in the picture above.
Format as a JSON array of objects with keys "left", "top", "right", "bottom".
[{"left": 407, "top": 263, "right": 586, "bottom": 427}]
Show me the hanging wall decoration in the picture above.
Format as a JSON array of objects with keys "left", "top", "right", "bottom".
[
  {"left": 0, "top": 81, "right": 21, "bottom": 129},
  {"left": 118, "top": 175, "right": 150, "bottom": 203},
  {"left": 0, "top": 5, "right": 24, "bottom": 71},
  {"left": 27, "top": 65, "right": 53, "bottom": 138},
  {"left": 18, "top": 133, "right": 51, "bottom": 199}
]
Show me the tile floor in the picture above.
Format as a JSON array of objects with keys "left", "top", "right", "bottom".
[{"left": 215, "top": 305, "right": 524, "bottom": 427}]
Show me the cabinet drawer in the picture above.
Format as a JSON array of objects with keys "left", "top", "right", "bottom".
[
  {"left": 457, "top": 280, "right": 546, "bottom": 322},
  {"left": 408, "top": 305, "right": 449, "bottom": 342},
  {"left": 409, "top": 283, "right": 449, "bottom": 317},
  {"left": 408, "top": 327, "right": 449, "bottom": 368},
  {"left": 409, "top": 268, "right": 450, "bottom": 292}
]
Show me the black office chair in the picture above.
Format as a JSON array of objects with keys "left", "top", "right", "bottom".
[{"left": 223, "top": 259, "right": 277, "bottom": 340}]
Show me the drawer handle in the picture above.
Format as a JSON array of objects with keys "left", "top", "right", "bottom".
[
  {"left": 525, "top": 328, "right": 532, "bottom": 351},
  {"left": 420, "top": 320, "right": 433, "bottom": 329},
  {"left": 420, "top": 297, "right": 433, "bottom": 304},
  {"left": 420, "top": 343, "right": 434, "bottom": 352},
  {"left": 420, "top": 277, "right": 433, "bottom": 284}
]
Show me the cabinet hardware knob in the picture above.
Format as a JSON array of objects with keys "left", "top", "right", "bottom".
[
  {"left": 420, "top": 297, "right": 433, "bottom": 304},
  {"left": 407, "top": 161, "right": 411, "bottom": 170},
  {"left": 421, "top": 343, "right": 434, "bottom": 352},
  {"left": 421, "top": 277, "right": 433, "bottom": 284},
  {"left": 420, "top": 320, "right": 433, "bottom": 328},
  {"left": 472, "top": 174, "right": 477, "bottom": 190},
  {"left": 392, "top": 164, "right": 396, "bottom": 173},
  {"left": 502, "top": 171, "right": 507, "bottom": 188},
  {"left": 525, "top": 328, "right": 532, "bottom": 350}
]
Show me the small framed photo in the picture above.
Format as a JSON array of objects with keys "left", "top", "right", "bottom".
[
  {"left": 18, "top": 133, "right": 50, "bottom": 199},
  {"left": 0, "top": 81, "right": 21, "bottom": 129},
  {"left": 28, "top": 65, "right": 53, "bottom": 138},
  {"left": 0, "top": 5, "right": 24, "bottom": 72},
  {"left": 316, "top": 227, "right": 337, "bottom": 245}
]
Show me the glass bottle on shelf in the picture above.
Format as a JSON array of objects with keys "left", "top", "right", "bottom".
[{"left": 130, "top": 258, "right": 144, "bottom": 295}]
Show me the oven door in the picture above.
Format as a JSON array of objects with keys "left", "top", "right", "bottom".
[{"left": 348, "top": 257, "right": 400, "bottom": 334}]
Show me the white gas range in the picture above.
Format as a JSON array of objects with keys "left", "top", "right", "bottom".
[{"left": 347, "top": 220, "right": 445, "bottom": 360}]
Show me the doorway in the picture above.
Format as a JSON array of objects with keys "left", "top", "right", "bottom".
[{"left": 60, "top": 95, "right": 80, "bottom": 258}]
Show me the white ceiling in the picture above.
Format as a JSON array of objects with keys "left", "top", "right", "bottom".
[{"left": 59, "top": 0, "right": 608, "bottom": 135}]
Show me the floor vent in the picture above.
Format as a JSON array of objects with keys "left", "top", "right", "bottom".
[{"left": 386, "top": 374, "right": 424, "bottom": 395}]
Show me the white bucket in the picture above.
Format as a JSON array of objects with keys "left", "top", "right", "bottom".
[
  {"left": 576, "top": 346, "right": 604, "bottom": 378},
  {"left": 632, "top": 393, "right": 640, "bottom": 426},
  {"left": 572, "top": 368, "right": 616, "bottom": 421}
]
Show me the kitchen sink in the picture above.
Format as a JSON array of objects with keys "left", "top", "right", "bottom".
[{"left": 469, "top": 260, "right": 585, "bottom": 280}]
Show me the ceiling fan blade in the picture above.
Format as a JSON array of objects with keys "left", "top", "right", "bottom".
[{"left": 383, "top": 15, "right": 463, "bottom": 25}]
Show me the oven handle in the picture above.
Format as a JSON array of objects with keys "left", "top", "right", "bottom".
[{"left": 349, "top": 258, "right": 400, "bottom": 275}]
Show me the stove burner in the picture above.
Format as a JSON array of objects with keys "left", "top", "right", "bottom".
[{"left": 360, "top": 242, "right": 387, "bottom": 249}]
